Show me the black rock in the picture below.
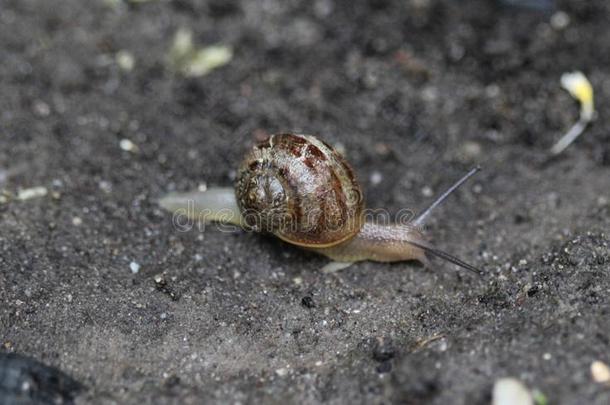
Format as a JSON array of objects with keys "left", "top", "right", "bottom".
[{"left": 0, "top": 353, "right": 83, "bottom": 405}]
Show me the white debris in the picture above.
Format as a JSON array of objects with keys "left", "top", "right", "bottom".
[
  {"left": 116, "top": 50, "right": 135, "bottom": 72},
  {"left": 99, "top": 180, "right": 112, "bottom": 193},
  {"left": 370, "top": 171, "right": 383, "bottom": 186},
  {"left": 119, "top": 138, "right": 138, "bottom": 152},
  {"left": 561, "top": 71, "right": 594, "bottom": 121},
  {"left": 492, "top": 378, "right": 534, "bottom": 405},
  {"left": 72, "top": 217, "right": 83, "bottom": 226},
  {"left": 421, "top": 186, "right": 433, "bottom": 198},
  {"left": 551, "top": 71, "right": 594, "bottom": 155},
  {"left": 17, "top": 187, "right": 48, "bottom": 201},
  {"left": 33, "top": 100, "right": 51, "bottom": 117},
  {"left": 591, "top": 360, "right": 610, "bottom": 384},
  {"left": 275, "top": 368, "right": 289, "bottom": 377},
  {"left": 129, "top": 261, "right": 141, "bottom": 274},
  {"left": 168, "top": 28, "right": 233, "bottom": 77},
  {"left": 550, "top": 11, "right": 570, "bottom": 30},
  {"left": 186, "top": 45, "right": 233, "bottom": 77}
]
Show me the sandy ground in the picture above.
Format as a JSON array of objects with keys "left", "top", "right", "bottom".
[{"left": 1, "top": 0, "right": 609, "bottom": 404}]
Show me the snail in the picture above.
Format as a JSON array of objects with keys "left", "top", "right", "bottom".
[{"left": 160, "top": 133, "right": 481, "bottom": 274}]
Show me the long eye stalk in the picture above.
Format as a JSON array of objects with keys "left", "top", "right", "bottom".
[
  {"left": 413, "top": 166, "right": 481, "bottom": 227},
  {"left": 410, "top": 166, "right": 482, "bottom": 275},
  {"left": 405, "top": 239, "right": 482, "bottom": 275}
]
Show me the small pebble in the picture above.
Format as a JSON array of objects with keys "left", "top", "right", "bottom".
[
  {"left": 129, "top": 261, "right": 141, "bottom": 274},
  {"left": 591, "top": 360, "right": 610, "bottom": 384},
  {"left": 17, "top": 187, "right": 48, "bottom": 201},
  {"left": 485, "top": 84, "right": 500, "bottom": 98},
  {"left": 301, "top": 296, "right": 315, "bottom": 308},
  {"left": 99, "top": 181, "right": 112, "bottom": 193},
  {"left": 550, "top": 11, "right": 570, "bottom": 30},
  {"left": 33, "top": 100, "right": 51, "bottom": 117},
  {"left": 116, "top": 50, "right": 135, "bottom": 71},
  {"left": 119, "top": 138, "right": 138, "bottom": 152},
  {"left": 72, "top": 217, "right": 83, "bottom": 226},
  {"left": 275, "top": 368, "right": 289, "bottom": 377},
  {"left": 542, "top": 353, "right": 552, "bottom": 360},
  {"left": 459, "top": 141, "right": 483, "bottom": 161},
  {"left": 421, "top": 186, "right": 433, "bottom": 197},
  {"left": 492, "top": 378, "right": 534, "bottom": 405},
  {"left": 370, "top": 171, "right": 383, "bottom": 186}
]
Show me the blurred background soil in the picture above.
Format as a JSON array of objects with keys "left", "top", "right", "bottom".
[{"left": 0, "top": 0, "right": 609, "bottom": 403}]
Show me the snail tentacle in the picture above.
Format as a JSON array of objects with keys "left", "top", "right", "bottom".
[{"left": 413, "top": 166, "right": 481, "bottom": 227}]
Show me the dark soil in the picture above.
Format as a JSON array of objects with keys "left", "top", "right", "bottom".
[{"left": 1, "top": 0, "right": 609, "bottom": 404}]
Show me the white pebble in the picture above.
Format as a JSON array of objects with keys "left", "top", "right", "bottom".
[
  {"left": 421, "top": 186, "right": 433, "bottom": 197},
  {"left": 119, "top": 138, "right": 138, "bottom": 152},
  {"left": 492, "top": 378, "right": 534, "bottom": 405},
  {"left": 33, "top": 100, "right": 51, "bottom": 117},
  {"left": 591, "top": 361, "right": 610, "bottom": 384},
  {"left": 543, "top": 353, "right": 552, "bottom": 360},
  {"left": 370, "top": 171, "right": 383, "bottom": 186},
  {"left": 275, "top": 368, "right": 289, "bottom": 377},
  {"left": 17, "top": 187, "right": 48, "bottom": 201},
  {"left": 129, "top": 261, "right": 141, "bottom": 274},
  {"left": 116, "top": 50, "right": 135, "bottom": 71},
  {"left": 99, "top": 180, "right": 112, "bottom": 193},
  {"left": 72, "top": 217, "right": 83, "bottom": 226},
  {"left": 550, "top": 11, "right": 570, "bottom": 30}
]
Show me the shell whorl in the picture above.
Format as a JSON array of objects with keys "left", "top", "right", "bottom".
[{"left": 235, "top": 134, "right": 364, "bottom": 247}]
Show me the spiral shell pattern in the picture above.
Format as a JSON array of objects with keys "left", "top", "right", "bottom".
[{"left": 235, "top": 134, "right": 364, "bottom": 247}]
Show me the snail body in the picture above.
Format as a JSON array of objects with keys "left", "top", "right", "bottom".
[{"left": 160, "top": 133, "right": 481, "bottom": 274}]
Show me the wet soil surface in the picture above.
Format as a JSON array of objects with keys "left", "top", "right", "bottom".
[{"left": 1, "top": 0, "right": 609, "bottom": 404}]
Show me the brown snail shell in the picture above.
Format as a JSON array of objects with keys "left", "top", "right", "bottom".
[{"left": 235, "top": 133, "right": 365, "bottom": 248}]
